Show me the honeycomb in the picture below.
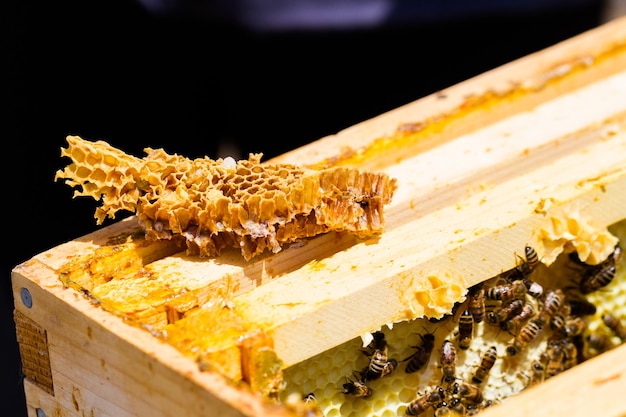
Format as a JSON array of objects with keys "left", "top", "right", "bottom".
[
  {"left": 280, "top": 219, "right": 626, "bottom": 417},
  {"left": 55, "top": 136, "right": 397, "bottom": 260}
]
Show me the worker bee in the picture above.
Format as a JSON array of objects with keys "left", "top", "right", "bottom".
[
  {"left": 487, "top": 298, "right": 524, "bottom": 327},
  {"left": 586, "top": 333, "right": 614, "bottom": 354},
  {"left": 602, "top": 312, "right": 626, "bottom": 340},
  {"left": 504, "top": 245, "right": 541, "bottom": 279},
  {"left": 466, "top": 400, "right": 496, "bottom": 417},
  {"left": 450, "top": 381, "right": 483, "bottom": 406},
  {"left": 435, "top": 397, "right": 466, "bottom": 417},
  {"left": 506, "top": 246, "right": 545, "bottom": 298},
  {"left": 467, "top": 283, "right": 486, "bottom": 324},
  {"left": 506, "top": 319, "right": 542, "bottom": 356},
  {"left": 440, "top": 339, "right": 457, "bottom": 383},
  {"left": 363, "top": 331, "right": 388, "bottom": 353},
  {"left": 342, "top": 374, "right": 373, "bottom": 399},
  {"left": 543, "top": 340, "right": 565, "bottom": 379},
  {"left": 504, "top": 245, "right": 539, "bottom": 280},
  {"left": 549, "top": 302, "right": 571, "bottom": 333},
  {"left": 360, "top": 345, "right": 397, "bottom": 381},
  {"left": 471, "top": 346, "right": 497, "bottom": 385},
  {"left": 403, "top": 331, "right": 436, "bottom": 373},
  {"left": 536, "top": 288, "right": 564, "bottom": 328},
  {"left": 561, "top": 339, "right": 578, "bottom": 371},
  {"left": 525, "top": 279, "right": 544, "bottom": 299},
  {"left": 457, "top": 309, "right": 474, "bottom": 350},
  {"left": 486, "top": 280, "right": 527, "bottom": 302},
  {"left": 576, "top": 244, "right": 621, "bottom": 294},
  {"left": 284, "top": 392, "right": 324, "bottom": 417},
  {"left": 501, "top": 301, "right": 535, "bottom": 335},
  {"left": 580, "top": 263, "right": 616, "bottom": 294},
  {"left": 563, "top": 316, "right": 586, "bottom": 338},
  {"left": 524, "top": 245, "right": 540, "bottom": 269},
  {"left": 526, "top": 360, "right": 545, "bottom": 388},
  {"left": 406, "top": 387, "right": 445, "bottom": 416}
]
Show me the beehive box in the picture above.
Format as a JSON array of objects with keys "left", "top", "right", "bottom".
[{"left": 11, "top": 15, "right": 626, "bottom": 417}]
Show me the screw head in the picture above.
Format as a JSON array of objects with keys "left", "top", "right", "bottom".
[
  {"left": 20, "top": 287, "right": 33, "bottom": 308},
  {"left": 36, "top": 408, "right": 46, "bottom": 417}
]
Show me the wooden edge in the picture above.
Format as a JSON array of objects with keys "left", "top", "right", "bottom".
[
  {"left": 11, "top": 258, "right": 295, "bottom": 417},
  {"left": 478, "top": 341, "right": 626, "bottom": 417},
  {"left": 269, "top": 15, "right": 626, "bottom": 170}
]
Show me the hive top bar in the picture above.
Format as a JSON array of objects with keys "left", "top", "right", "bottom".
[{"left": 55, "top": 135, "right": 397, "bottom": 261}]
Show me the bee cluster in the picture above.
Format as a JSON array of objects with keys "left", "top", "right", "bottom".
[{"left": 282, "top": 226, "right": 626, "bottom": 417}]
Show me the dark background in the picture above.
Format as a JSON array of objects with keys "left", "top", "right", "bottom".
[{"left": 4, "top": 0, "right": 611, "bottom": 415}]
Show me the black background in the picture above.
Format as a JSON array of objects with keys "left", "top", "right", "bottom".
[{"left": 4, "top": 1, "right": 608, "bottom": 415}]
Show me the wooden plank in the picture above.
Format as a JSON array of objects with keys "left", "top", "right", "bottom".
[
  {"left": 270, "top": 15, "right": 626, "bottom": 170},
  {"left": 478, "top": 341, "right": 626, "bottom": 417}
]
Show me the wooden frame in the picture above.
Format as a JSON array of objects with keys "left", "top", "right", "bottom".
[{"left": 12, "top": 15, "right": 626, "bottom": 417}]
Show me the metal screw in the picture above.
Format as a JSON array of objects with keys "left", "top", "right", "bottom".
[
  {"left": 36, "top": 408, "right": 46, "bottom": 417},
  {"left": 20, "top": 287, "right": 33, "bottom": 308}
]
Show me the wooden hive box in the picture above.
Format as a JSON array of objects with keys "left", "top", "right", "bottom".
[{"left": 11, "top": 15, "right": 626, "bottom": 417}]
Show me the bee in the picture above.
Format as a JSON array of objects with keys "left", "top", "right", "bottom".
[
  {"left": 284, "top": 392, "right": 324, "bottom": 417},
  {"left": 506, "top": 319, "right": 542, "bottom": 356},
  {"left": 563, "top": 316, "right": 586, "bottom": 338},
  {"left": 577, "top": 245, "right": 620, "bottom": 294},
  {"left": 471, "top": 346, "right": 497, "bottom": 385},
  {"left": 549, "top": 302, "right": 571, "bottom": 333},
  {"left": 580, "top": 263, "right": 616, "bottom": 294},
  {"left": 536, "top": 288, "right": 564, "bottom": 328},
  {"left": 486, "top": 280, "right": 527, "bottom": 302},
  {"left": 406, "top": 387, "right": 445, "bottom": 416},
  {"left": 440, "top": 339, "right": 457, "bottom": 383},
  {"left": 561, "top": 339, "right": 578, "bottom": 371},
  {"left": 543, "top": 340, "right": 565, "bottom": 379},
  {"left": 457, "top": 309, "right": 474, "bottom": 350},
  {"left": 504, "top": 245, "right": 542, "bottom": 284},
  {"left": 403, "top": 331, "right": 436, "bottom": 373},
  {"left": 602, "top": 312, "right": 626, "bottom": 340},
  {"left": 526, "top": 360, "right": 545, "bottom": 388},
  {"left": 435, "top": 398, "right": 466, "bottom": 417},
  {"left": 504, "top": 245, "right": 539, "bottom": 280},
  {"left": 450, "top": 381, "right": 483, "bottom": 406},
  {"left": 467, "top": 283, "right": 486, "bottom": 323},
  {"left": 510, "top": 246, "right": 545, "bottom": 298},
  {"left": 487, "top": 298, "right": 524, "bottom": 327},
  {"left": 342, "top": 375, "right": 373, "bottom": 399},
  {"left": 586, "top": 333, "right": 614, "bottom": 354},
  {"left": 524, "top": 245, "right": 540, "bottom": 269},
  {"left": 361, "top": 345, "right": 397, "bottom": 381},
  {"left": 363, "top": 330, "right": 388, "bottom": 353},
  {"left": 525, "top": 279, "right": 544, "bottom": 299},
  {"left": 501, "top": 301, "right": 535, "bottom": 335}
]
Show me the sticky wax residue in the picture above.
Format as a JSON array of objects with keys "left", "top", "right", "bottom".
[{"left": 536, "top": 206, "right": 618, "bottom": 266}]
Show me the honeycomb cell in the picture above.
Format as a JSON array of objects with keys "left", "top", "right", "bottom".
[
  {"left": 399, "top": 387, "right": 416, "bottom": 403},
  {"left": 381, "top": 409, "right": 399, "bottom": 417}
]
